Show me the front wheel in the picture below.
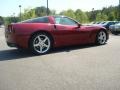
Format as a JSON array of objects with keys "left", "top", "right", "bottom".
[
  {"left": 96, "top": 30, "right": 107, "bottom": 45},
  {"left": 30, "top": 33, "right": 52, "bottom": 55}
]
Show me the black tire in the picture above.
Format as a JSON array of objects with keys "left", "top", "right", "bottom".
[
  {"left": 17, "top": 47, "right": 24, "bottom": 51},
  {"left": 29, "top": 32, "right": 52, "bottom": 55},
  {"left": 96, "top": 30, "right": 107, "bottom": 45}
]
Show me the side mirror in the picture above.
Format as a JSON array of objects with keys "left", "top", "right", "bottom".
[
  {"left": 77, "top": 23, "right": 81, "bottom": 28},
  {"left": 74, "top": 23, "right": 81, "bottom": 29}
]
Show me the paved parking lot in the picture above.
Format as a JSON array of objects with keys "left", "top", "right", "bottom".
[{"left": 0, "top": 27, "right": 120, "bottom": 90}]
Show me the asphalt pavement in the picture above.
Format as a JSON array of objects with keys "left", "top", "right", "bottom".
[{"left": 0, "top": 27, "right": 120, "bottom": 90}]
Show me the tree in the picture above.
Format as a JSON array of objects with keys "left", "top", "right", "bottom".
[
  {"left": 50, "top": 10, "right": 56, "bottom": 15},
  {"left": 101, "top": 14, "right": 108, "bottom": 21},
  {"left": 4, "top": 16, "right": 19, "bottom": 25},
  {"left": 96, "top": 13, "right": 101, "bottom": 21},
  {"left": 0, "top": 16, "right": 4, "bottom": 25},
  {"left": 108, "top": 12, "right": 115, "bottom": 21},
  {"left": 95, "top": 12, "right": 108, "bottom": 21},
  {"left": 75, "top": 9, "right": 88, "bottom": 23},
  {"left": 88, "top": 9, "right": 96, "bottom": 22},
  {"left": 35, "top": 6, "right": 50, "bottom": 17},
  {"left": 4, "top": 5, "right": 120, "bottom": 25},
  {"left": 22, "top": 8, "right": 36, "bottom": 20},
  {"left": 60, "top": 9, "right": 76, "bottom": 19}
]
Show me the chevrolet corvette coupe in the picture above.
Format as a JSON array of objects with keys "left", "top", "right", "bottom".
[{"left": 5, "top": 16, "right": 109, "bottom": 55}]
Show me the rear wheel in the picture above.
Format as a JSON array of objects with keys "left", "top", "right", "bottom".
[
  {"left": 96, "top": 30, "right": 107, "bottom": 45},
  {"left": 30, "top": 33, "right": 52, "bottom": 55}
]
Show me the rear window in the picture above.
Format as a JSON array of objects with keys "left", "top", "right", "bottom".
[{"left": 22, "top": 17, "right": 49, "bottom": 23}]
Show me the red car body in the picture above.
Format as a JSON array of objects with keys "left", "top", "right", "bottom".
[{"left": 5, "top": 16, "right": 109, "bottom": 49}]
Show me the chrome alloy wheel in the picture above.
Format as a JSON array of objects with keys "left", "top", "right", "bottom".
[
  {"left": 97, "top": 31, "right": 107, "bottom": 45},
  {"left": 33, "top": 35, "right": 51, "bottom": 54}
]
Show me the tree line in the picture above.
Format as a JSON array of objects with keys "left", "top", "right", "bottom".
[{"left": 0, "top": 5, "right": 119, "bottom": 25}]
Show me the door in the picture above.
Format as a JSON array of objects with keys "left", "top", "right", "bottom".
[{"left": 53, "top": 16, "right": 90, "bottom": 47}]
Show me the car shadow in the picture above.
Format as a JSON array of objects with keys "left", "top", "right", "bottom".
[
  {"left": 0, "top": 44, "right": 101, "bottom": 61},
  {"left": 0, "top": 49, "right": 35, "bottom": 61},
  {"left": 51, "top": 44, "right": 100, "bottom": 54}
]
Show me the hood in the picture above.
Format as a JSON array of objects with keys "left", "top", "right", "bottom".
[{"left": 81, "top": 25, "right": 106, "bottom": 30}]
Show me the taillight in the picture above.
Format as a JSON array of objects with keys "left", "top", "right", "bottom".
[{"left": 7, "top": 25, "right": 15, "bottom": 33}]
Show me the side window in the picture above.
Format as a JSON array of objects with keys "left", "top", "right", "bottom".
[
  {"left": 54, "top": 17, "right": 78, "bottom": 26},
  {"left": 23, "top": 17, "right": 49, "bottom": 23},
  {"left": 60, "top": 17, "right": 78, "bottom": 26},
  {"left": 54, "top": 17, "right": 61, "bottom": 24},
  {"left": 32, "top": 17, "right": 49, "bottom": 23}
]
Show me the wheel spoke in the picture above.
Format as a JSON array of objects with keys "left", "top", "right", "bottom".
[
  {"left": 37, "top": 36, "right": 42, "bottom": 42},
  {"left": 100, "top": 32, "right": 102, "bottom": 36},
  {"left": 43, "top": 37, "right": 48, "bottom": 43},
  {"left": 43, "top": 43, "right": 49, "bottom": 48},
  {"left": 39, "top": 46, "right": 43, "bottom": 52},
  {"left": 40, "top": 46, "right": 43, "bottom": 52},
  {"left": 101, "top": 32, "right": 104, "bottom": 35},
  {"left": 34, "top": 43, "right": 39, "bottom": 47},
  {"left": 98, "top": 35, "right": 103, "bottom": 40}
]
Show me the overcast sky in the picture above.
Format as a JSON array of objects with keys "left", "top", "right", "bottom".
[{"left": 0, "top": 0, "right": 119, "bottom": 17}]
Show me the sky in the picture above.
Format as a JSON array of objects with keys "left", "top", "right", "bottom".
[{"left": 0, "top": 0, "right": 119, "bottom": 17}]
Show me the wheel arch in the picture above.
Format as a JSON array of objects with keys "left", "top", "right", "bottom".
[
  {"left": 98, "top": 29, "right": 109, "bottom": 40},
  {"left": 95, "top": 28, "right": 109, "bottom": 45},
  {"left": 28, "top": 30, "right": 54, "bottom": 48}
]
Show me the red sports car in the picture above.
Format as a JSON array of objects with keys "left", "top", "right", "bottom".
[{"left": 5, "top": 16, "right": 109, "bottom": 55}]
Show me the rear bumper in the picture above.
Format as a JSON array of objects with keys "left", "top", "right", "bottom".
[
  {"left": 7, "top": 42, "right": 17, "bottom": 47},
  {"left": 5, "top": 32, "right": 30, "bottom": 48}
]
